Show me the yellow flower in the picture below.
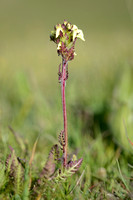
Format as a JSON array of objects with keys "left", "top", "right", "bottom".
[
  {"left": 56, "top": 24, "right": 63, "bottom": 38},
  {"left": 50, "top": 20, "right": 85, "bottom": 61},
  {"left": 72, "top": 25, "right": 85, "bottom": 41}
]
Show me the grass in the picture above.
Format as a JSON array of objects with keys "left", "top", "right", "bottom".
[
  {"left": 0, "top": 40, "right": 133, "bottom": 199},
  {"left": 0, "top": 1, "right": 133, "bottom": 199}
]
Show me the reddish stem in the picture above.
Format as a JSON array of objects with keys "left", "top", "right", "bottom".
[{"left": 61, "top": 58, "right": 68, "bottom": 168}]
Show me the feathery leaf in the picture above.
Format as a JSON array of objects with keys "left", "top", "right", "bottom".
[
  {"left": 54, "top": 158, "right": 83, "bottom": 181},
  {"left": 40, "top": 144, "right": 59, "bottom": 179},
  {"left": 58, "top": 130, "right": 65, "bottom": 149}
]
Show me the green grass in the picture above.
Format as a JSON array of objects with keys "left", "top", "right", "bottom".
[{"left": 0, "top": 0, "right": 133, "bottom": 199}]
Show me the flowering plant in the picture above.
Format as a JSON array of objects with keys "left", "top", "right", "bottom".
[{"left": 50, "top": 20, "right": 85, "bottom": 169}]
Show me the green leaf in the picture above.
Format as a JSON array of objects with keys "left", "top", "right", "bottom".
[{"left": 54, "top": 158, "right": 83, "bottom": 181}]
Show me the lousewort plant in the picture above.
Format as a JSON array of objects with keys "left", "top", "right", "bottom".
[
  {"left": 0, "top": 21, "right": 85, "bottom": 199},
  {"left": 50, "top": 20, "right": 85, "bottom": 168}
]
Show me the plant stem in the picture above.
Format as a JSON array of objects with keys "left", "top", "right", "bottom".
[{"left": 61, "top": 58, "right": 68, "bottom": 168}]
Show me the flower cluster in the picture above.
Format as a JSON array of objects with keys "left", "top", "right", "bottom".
[{"left": 50, "top": 20, "right": 85, "bottom": 61}]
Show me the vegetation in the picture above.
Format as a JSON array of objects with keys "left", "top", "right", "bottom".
[{"left": 0, "top": 1, "right": 133, "bottom": 199}]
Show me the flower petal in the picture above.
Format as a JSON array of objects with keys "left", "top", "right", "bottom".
[
  {"left": 56, "top": 24, "right": 63, "bottom": 38},
  {"left": 57, "top": 42, "right": 62, "bottom": 50},
  {"left": 76, "top": 29, "right": 85, "bottom": 41},
  {"left": 72, "top": 24, "right": 78, "bottom": 31},
  {"left": 73, "top": 29, "right": 78, "bottom": 41}
]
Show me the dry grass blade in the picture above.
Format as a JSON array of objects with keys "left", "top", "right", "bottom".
[
  {"left": 29, "top": 137, "right": 39, "bottom": 166},
  {"left": 116, "top": 159, "right": 129, "bottom": 191},
  {"left": 36, "top": 194, "right": 42, "bottom": 200},
  {"left": 123, "top": 120, "right": 133, "bottom": 147},
  {"left": 8, "top": 126, "right": 26, "bottom": 152},
  {"left": 70, "top": 169, "right": 85, "bottom": 194},
  {"left": 29, "top": 137, "right": 39, "bottom": 188}
]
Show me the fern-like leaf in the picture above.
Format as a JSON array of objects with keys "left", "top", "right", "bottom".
[
  {"left": 40, "top": 144, "right": 59, "bottom": 179},
  {"left": 0, "top": 161, "right": 6, "bottom": 189},
  {"left": 5, "top": 147, "right": 24, "bottom": 195},
  {"left": 6, "top": 147, "right": 15, "bottom": 175},
  {"left": 15, "top": 163, "right": 23, "bottom": 195},
  {"left": 54, "top": 158, "right": 83, "bottom": 181},
  {"left": 58, "top": 130, "right": 65, "bottom": 149}
]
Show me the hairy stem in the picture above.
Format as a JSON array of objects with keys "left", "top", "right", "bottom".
[{"left": 61, "top": 58, "right": 68, "bottom": 168}]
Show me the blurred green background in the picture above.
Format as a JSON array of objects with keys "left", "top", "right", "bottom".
[{"left": 0, "top": 0, "right": 133, "bottom": 158}]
